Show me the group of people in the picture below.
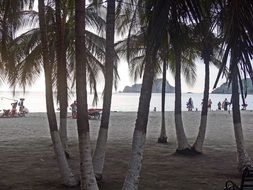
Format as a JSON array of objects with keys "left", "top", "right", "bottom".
[
  {"left": 11, "top": 98, "right": 28, "bottom": 116},
  {"left": 217, "top": 98, "right": 230, "bottom": 111},
  {"left": 218, "top": 98, "right": 248, "bottom": 111},
  {"left": 187, "top": 98, "right": 213, "bottom": 111},
  {"left": 1, "top": 98, "right": 28, "bottom": 117},
  {"left": 211, "top": 98, "right": 249, "bottom": 111},
  {"left": 186, "top": 97, "right": 242, "bottom": 112}
]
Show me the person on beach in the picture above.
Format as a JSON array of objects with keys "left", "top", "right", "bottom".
[
  {"left": 208, "top": 99, "right": 212, "bottom": 110},
  {"left": 217, "top": 101, "right": 221, "bottom": 110},
  {"left": 223, "top": 98, "right": 229, "bottom": 111},
  {"left": 187, "top": 97, "right": 194, "bottom": 111},
  {"left": 11, "top": 100, "right": 18, "bottom": 116},
  {"left": 18, "top": 98, "right": 25, "bottom": 113},
  {"left": 18, "top": 98, "right": 28, "bottom": 116},
  {"left": 70, "top": 101, "right": 77, "bottom": 118}
]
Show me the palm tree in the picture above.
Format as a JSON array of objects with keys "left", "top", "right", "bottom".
[
  {"left": 173, "top": 44, "right": 192, "bottom": 152},
  {"left": 115, "top": 15, "right": 197, "bottom": 148},
  {"left": 0, "top": 0, "right": 33, "bottom": 58},
  {"left": 116, "top": 5, "right": 170, "bottom": 145},
  {"left": 192, "top": 1, "right": 220, "bottom": 153},
  {"left": 54, "top": 2, "right": 107, "bottom": 155},
  {"left": 38, "top": 0, "right": 78, "bottom": 186},
  {"left": 75, "top": 0, "right": 98, "bottom": 188},
  {"left": 123, "top": 1, "right": 170, "bottom": 189},
  {"left": 92, "top": 0, "right": 116, "bottom": 180},
  {"left": 231, "top": 70, "right": 252, "bottom": 171},
  {"left": 158, "top": 39, "right": 169, "bottom": 143},
  {"left": 214, "top": 0, "right": 253, "bottom": 172},
  {"left": 170, "top": 6, "right": 194, "bottom": 153},
  {"left": 157, "top": 59, "right": 168, "bottom": 143},
  {"left": 12, "top": 3, "right": 106, "bottom": 102},
  {"left": 157, "top": 30, "right": 197, "bottom": 145},
  {"left": 0, "top": 0, "right": 34, "bottom": 86},
  {"left": 55, "top": 0, "right": 69, "bottom": 157}
]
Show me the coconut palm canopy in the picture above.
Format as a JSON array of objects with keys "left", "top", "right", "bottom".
[
  {"left": 214, "top": 0, "right": 253, "bottom": 95},
  {"left": 1, "top": 0, "right": 253, "bottom": 189}
]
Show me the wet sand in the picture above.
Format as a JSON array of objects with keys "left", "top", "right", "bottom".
[{"left": 0, "top": 111, "right": 253, "bottom": 190}]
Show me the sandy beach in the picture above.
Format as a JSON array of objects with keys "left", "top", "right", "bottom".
[{"left": 1, "top": 111, "right": 253, "bottom": 190}]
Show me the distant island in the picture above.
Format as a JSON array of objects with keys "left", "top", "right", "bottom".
[
  {"left": 122, "top": 79, "right": 175, "bottom": 93},
  {"left": 212, "top": 78, "right": 253, "bottom": 94}
]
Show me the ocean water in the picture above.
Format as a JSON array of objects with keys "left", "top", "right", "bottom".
[{"left": 0, "top": 91, "right": 253, "bottom": 112}]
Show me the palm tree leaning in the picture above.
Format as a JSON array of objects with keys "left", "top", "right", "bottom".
[
  {"left": 115, "top": 26, "right": 197, "bottom": 147},
  {"left": 38, "top": 0, "right": 78, "bottom": 186},
  {"left": 75, "top": 0, "right": 99, "bottom": 189},
  {"left": 231, "top": 69, "right": 252, "bottom": 172},
  {"left": 123, "top": 1, "right": 170, "bottom": 189},
  {"left": 214, "top": 0, "right": 253, "bottom": 172},
  {"left": 92, "top": 0, "right": 116, "bottom": 180},
  {"left": 115, "top": 9, "right": 170, "bottom": 145}
]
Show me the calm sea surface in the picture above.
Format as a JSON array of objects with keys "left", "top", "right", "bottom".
[{"left": 0, "top": 91, "right": 253, "bottom": 112}]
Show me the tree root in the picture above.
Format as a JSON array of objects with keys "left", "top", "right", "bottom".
[
  {"left": 63, "top": 175, "right": 80, "bottom": 187},
  {"left": 175, "top": 147, "right": 202, "bottom": 156},
  {"left": 190, "top": 147, "right": 203, "bottom": 155}
]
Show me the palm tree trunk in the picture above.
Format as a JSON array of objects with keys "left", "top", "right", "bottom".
[
  {"left": 232, "top": 72, "right": 252, "bottom": 172},
  {"left": 92, "top": 0, "right": 115, "bottom": 180},
  {"left": 38, "top": 0, "right": 78, "bottom": 186},
  {"left": 1, "top": 1, "right": 10, "bottom": 61},
  {"left": 55, "top": 0, "right": 69, "bottom": 157},
  {"left": 158, "top": 59, "right": 167, "bottom": 143},
  {"left": 192, "top": 52, "right": 210, "bottom": 153},
  {"left": 75, "top": 0, "right": 98, "bottom": 189},
  {"left": 123, "top": 1, "right": 169, "bottom": 189},
  {"left": 122, "top": 58, "right": 153, "bottom": 190},
  {"left": 174, "top": 47, "right": 191, "bottom": 152}
]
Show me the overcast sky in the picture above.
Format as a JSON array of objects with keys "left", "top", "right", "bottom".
[{"left": 0, "top": 58, "right": 225, "bottom": 93}]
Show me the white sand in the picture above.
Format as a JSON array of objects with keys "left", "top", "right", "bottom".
[
  {"left": 1, "top": 111, "right": 253, "bottom": 146},
  {"left": 1, "top": 111, "right": 253, "bottom": 190}
]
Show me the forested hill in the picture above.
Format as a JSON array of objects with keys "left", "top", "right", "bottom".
[
  {"left": 122, "top": 79, "right": 175, "bottom": 93},
  {"left": 212, "top": 78, "right": 253, "bottom": 94}
]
